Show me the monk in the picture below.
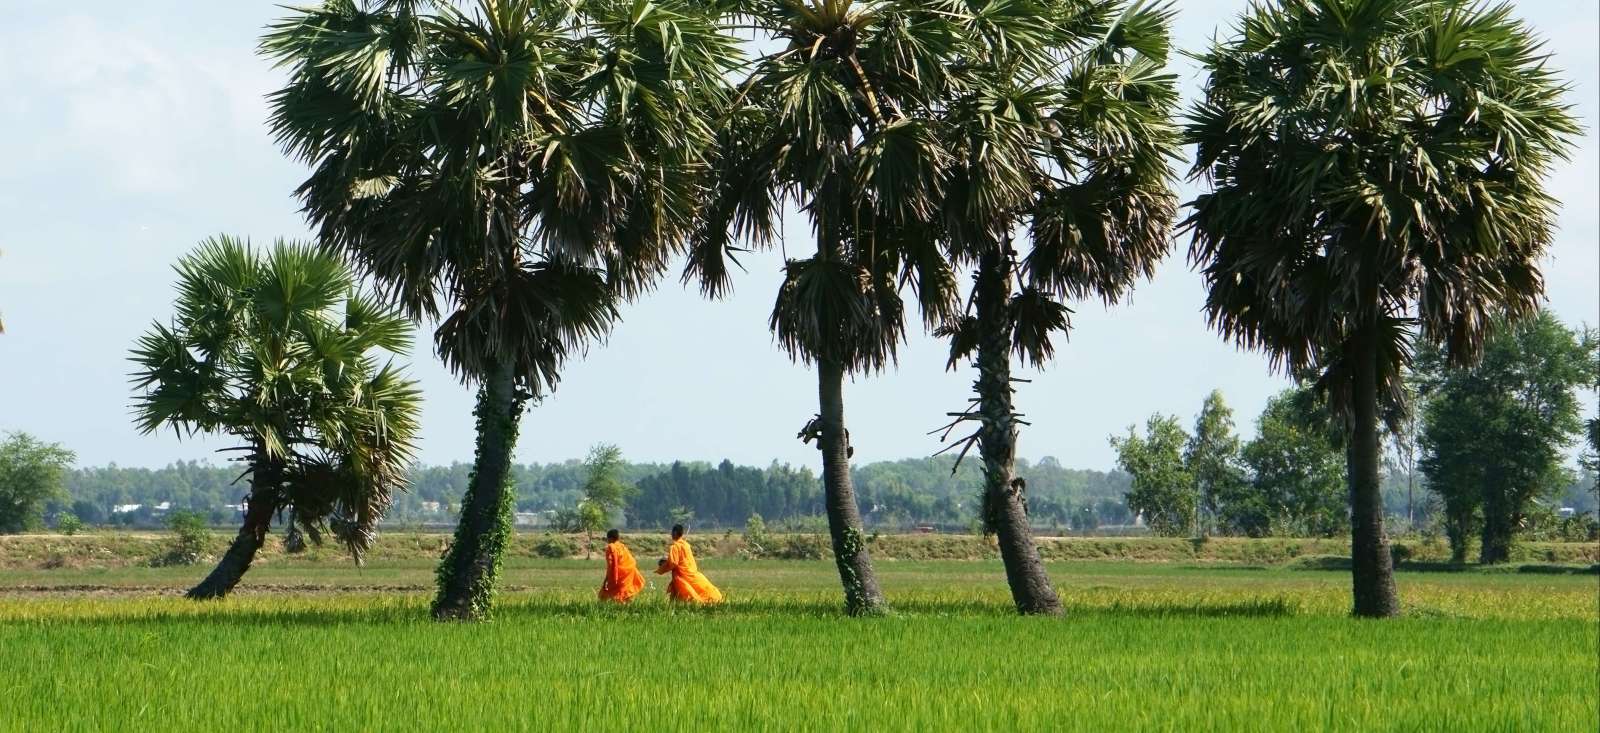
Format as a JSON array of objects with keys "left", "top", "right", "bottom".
[
  {"left": 655, "top": 524, "right": 723, "bottom": 604},
  {"left": 598, "top": 529, "right": 646, "bottom": 603}
]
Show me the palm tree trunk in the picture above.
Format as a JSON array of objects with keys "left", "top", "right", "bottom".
[
  {"left": 817, "top": 359, "right": 887, "bottom": 616},
  {"left": 1349, "top": 324, "right": 1399, "bottom": 618},
  {"left": 974, "top": 249, "right": 1062, "bottom": 616},
  {"left": 433, "top": 358, "right": 522, "bottom": 621},
  {"left": 187, "top": 488, "right": 276, "bottom": 600}
]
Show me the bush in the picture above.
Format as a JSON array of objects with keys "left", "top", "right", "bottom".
[
  {"left": 1390, "top": 543, "right": 1415, "bottom": 565},
  {"left": 742, "top": 514, "right": 769, "bottom": 558},
  {"left": 532, "top": 534, "right": 577, "bottom": 559},
  {"left": 151, "top": 511, "right": 209, "bottom": 567},
  {"left": 55, "top": 514, "right": 83, "bottom": 536},
  {"left": 769, "top": 533, "right": 829, "bottom": 561}
]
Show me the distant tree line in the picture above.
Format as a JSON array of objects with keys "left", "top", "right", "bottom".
[
  {"left": 1114, "top": 312, "right": 1599, "bottom": 562},
  {"left": 47, "top": 455, "right": 1132, "bottom": 533}
]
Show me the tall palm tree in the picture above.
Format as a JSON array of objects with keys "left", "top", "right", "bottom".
[
  {"left": 263, "top": 0, "right": 736, "bottom": 619},
  {"left": 686, "top": 0, "right": 968, "bottom": 615},
  {"left": 130, "top": 236, "right": 422, "bottom": 599},
  {"left": 1183, "top": 0, "right": 1577, "bottom": 617},
  {"left": 933, "top": 1, "right": 1179, "bottom": 615}
]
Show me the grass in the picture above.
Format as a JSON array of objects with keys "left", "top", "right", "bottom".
[{"left": 2, "top": 557, "right": 1596, "bottom": 731}]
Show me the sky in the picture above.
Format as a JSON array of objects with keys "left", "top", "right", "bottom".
[{"left": 0, "top": 0, "right": 1595, "bottom": 472}]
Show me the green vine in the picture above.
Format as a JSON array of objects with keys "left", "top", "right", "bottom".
[
  {"left": 836, "top": 526, "right": 886, "bottom": 617},
  {"left": 432, "top": 380, "right": 522, "bottom": 620}
]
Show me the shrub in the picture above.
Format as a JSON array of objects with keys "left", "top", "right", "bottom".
[
  {"left": 1390, "top": 543, "right": 1415, "bottom": 565},
  {"left": 151, "top": 511, "right": 209, "bottom": 567},
  {"left": 55, "top": 514, "right": 83, "bottom": 536},
  {"left": 532, "top": 534, "right": 577, "bottom": 559},
  {"left": 770, "top": 533, "right": 828, "bottom": 561},
  {"left": 742, "top": 514, "right": 769, "bottom": 558}
]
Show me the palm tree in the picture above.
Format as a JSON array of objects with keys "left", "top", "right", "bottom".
[
  {"left": 1183, "top": 0, "right": 1577, "bottom": 617},
  {"left": 263, "top": 0, "right": 736, "bottom": 619},
  {"left": 130, "top": 236, "right": 422, "bottom": 599},
  {"left": 686, "top": 0, "right": 968, "bottom": 615},
  {"left": 933, "top": 1, "right": 1179, "bottom": 615}
]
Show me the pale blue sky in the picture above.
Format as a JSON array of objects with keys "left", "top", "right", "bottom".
[{"left": 0, "top": 1, "right": 1594, "bottom": 471}]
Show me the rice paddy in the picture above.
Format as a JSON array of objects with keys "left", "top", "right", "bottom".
[{"left": 2, "top": 558, "right": 1595, "bottom": 731}]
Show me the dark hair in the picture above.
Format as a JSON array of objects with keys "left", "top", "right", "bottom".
[
  {"left": 671, "top": 524, "right": 685, "bottom": 538},
  {"left": 606, "top": 529, "right": 620, "bottom": 542}
]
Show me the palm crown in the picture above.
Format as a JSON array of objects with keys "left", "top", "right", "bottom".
[
  {"left": 689, "top": 0, "right": 980, "bottom": 370},
  {"left": 937, "top": 0, "right": 1179, "bottom": 368},
  {"left": 130, "top": 236, "right": 422, "bottom": 557},
  {"left": 1183, "top": 0, "right": 1578, "bottom": 416},
  {"left": 264, "top": 0, "right": 738, "bottom": 394}
]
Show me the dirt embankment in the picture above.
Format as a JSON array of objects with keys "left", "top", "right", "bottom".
[{"left": 2, "top": 531, "right": 1594, "bottom": 571}]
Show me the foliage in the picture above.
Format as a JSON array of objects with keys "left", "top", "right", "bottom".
[
  {"left": 59, "top": 456, "right": 1133, "bottom": 530},
  {"left": 1239, "top": 388, "right": 1348, "bottom": 538},
  {"left": 768, "top": 533, "right": 829, "bottom": 561},
  {"left": 531, "top": 533, "right": 577, "bottom": 560},
  {"left": 574, "top": 444, "right": 636, "bottom": 536},
  {"left": 1183, "top": 0, "right": 1579, "bottom": 421},
  {"left": 1417, "top": 311, "right": 1598, "bottom": 563},
  {"left": 0, "top": 432, "right": 76, "bottom": 534},
  {"left": 129, "top": 236, "right": 422, "bottom": 559},
  {"left": 54, "top": 514, "right": 83, "bottom": 536},
  {"left": 152, "top": 511, "right": 211, "bottom": 567},
  {"left": 1112, "top": 415, "right": 1195, "bottom": 536},
  {"left": 265, "top": 0, "right": 736, "bottom": 400},
  {"left": 742, "top": 513, "right": 770, "bottom": 558},
  {"left": 1186, "top": 391, "right": 1248, "bottom": 535}
]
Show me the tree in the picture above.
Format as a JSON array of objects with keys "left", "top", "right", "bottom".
[
  {"left": 575, "top": 444, "right": 636, "bottom": 553},
  {"left": 686, "top": 0, "right": 969, "bottom": 616},
  {"left": 130, "top": 236, "right": 422, "bottom": 599},
  {"left": 930, "top": 0, "right": 1178, "bottom": 615},
  {"left": 1240, "top": 387, "right": 1348, "bottom": 538},
  {"left": 1111, "top": 415, "right": 1194, "bottom": 536},
  {"left": 1418, "top": 311, "right": 1597, "bottom": 563},
  {"left": 264, "top": 0, "right": 735, "bottom": 620},
  {"left": 1183, "top": 0, "right": 1578, "bottom": 617},
  {"left": 0, "top": 432, "right": 75, "bottom": 533},
  {"left": 1186, "top": 391, "right": 1247, "bottom": 536}
]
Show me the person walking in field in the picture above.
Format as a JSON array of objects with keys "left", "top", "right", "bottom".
[
  {"left": 655, "top": 524, "right": 723, "bottom": 604},
  {"left": 598, "top": 529, "right": 646, "bottom": 603}
]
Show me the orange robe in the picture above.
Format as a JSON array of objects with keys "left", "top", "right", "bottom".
[
  {"left": 598, "top": 540, "right": 646, "bottom": 603},
  {"left": 655, "top": 538, "right": 723, "bottom": 604}
]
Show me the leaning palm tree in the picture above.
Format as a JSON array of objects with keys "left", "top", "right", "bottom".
[
  {"left": 686, "top": 0, "right": 968, "bottom": 615},
  {"left": 932, "top": 1, "right": 1179, "bottom": 615},
  {"left": 1184, "top": 0, "right": 1577, "bottom": 617},
  {"left": 131, "top": 236, "right": 422, "bottom": 599},
  {"left": 264, "top": 0, "right": 736, "bottom": 619}
]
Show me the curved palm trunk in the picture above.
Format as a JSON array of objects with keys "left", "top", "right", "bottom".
[
  {"left": 974, "top": 250, "right": 1062, "bottom": 616},
  {"left": 817, "top": 359, "right": 887, "bottom": 616},
  {"left": 433, "top": 359, "right": 522, "bottom": 621},
  {"left": 187, "top": 487, "right": 276, "bottom": 600},
  {"left": 1349, "top": 325, "right": 1400, "bottom": 617}
]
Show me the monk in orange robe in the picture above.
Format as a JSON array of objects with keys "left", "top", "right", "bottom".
[
  {"left": 655, "top": 524, "right": 723, "bottom": 604},
  {"left": 598, "top": 529, "right": 646, "bottom": 603}
]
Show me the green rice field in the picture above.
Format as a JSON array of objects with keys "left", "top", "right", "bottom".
[{"left": 2, "top": 557, "right": 1595, "bottom": 731}]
